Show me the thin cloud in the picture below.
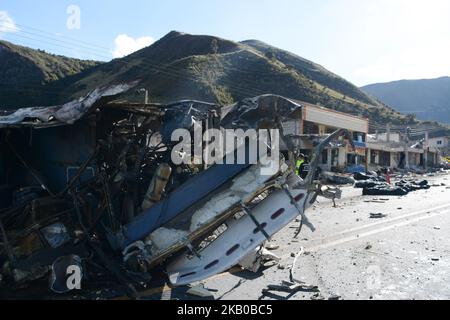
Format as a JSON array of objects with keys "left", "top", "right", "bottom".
[
  {"left": 0, "top": 11, "right": 19, "bottom": 35},
  {"left": 112, "top": 34, "right": 154, "bottom": 58}
]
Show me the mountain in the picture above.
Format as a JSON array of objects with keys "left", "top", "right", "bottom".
[
  {"left": 362, "top": 77, "right": 450, "bottom": 124},
  {"left": 0, "top": 40, "right": 100, "bottom": 107},
  {"left": 0, "top": 31, "right": 409, "bottom": 124}
]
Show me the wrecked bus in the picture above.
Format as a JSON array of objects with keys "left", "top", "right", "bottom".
[{"left": 0, "top": 84, "right": 352, "bottom": 298}]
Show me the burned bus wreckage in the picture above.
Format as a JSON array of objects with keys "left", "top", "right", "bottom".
[{"left": 0, "top": 83, "right": 353, "bottom": 298}]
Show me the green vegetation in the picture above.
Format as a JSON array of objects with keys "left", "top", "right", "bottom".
[
  {"left": 0, "top": 31, "right": 414, "bottom": 125},
  {"left": 0, "top": 40, "right": 100, "bottom": 107}
]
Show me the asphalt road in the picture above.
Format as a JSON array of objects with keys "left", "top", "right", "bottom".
[{"left": 197, "top": 171, "right": 450, "bottom": 300}]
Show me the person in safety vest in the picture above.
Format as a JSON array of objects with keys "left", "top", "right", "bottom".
[{"left": 296, "top": 153, "right": 310, "bottom": 179}]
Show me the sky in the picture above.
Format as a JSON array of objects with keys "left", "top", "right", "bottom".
[{"left": 1, "top": 0, "right": 450, "bottom": 86}]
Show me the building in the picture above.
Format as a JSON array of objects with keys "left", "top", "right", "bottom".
[
  {"left": 366, "top": 128, "right": 440, "bottom": 171},
  {"left": 283, "top": 101, "right": 369, "bottom": 172},
  {"left": 428, "top": 136, "right": 449, "bottom": 149},
  {"left": 282, "top": 100, "right": 441, "bottom": 172},
  {"left": 427, "top": 134, "right": 450, "bottom": 158}
]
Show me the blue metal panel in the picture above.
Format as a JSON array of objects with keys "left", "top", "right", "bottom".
[
  {"left": 115, "top": 162, "right": 251, "bottom": 248},
  {"left": 353, "top": 141, "right": 367, "bottom": 149},
  {"left": 4, "top": 122, "right": 95, "bottom": 194}
]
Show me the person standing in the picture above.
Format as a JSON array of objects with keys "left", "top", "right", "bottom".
[{"left": 296, "top": 153, "right": 310, "bottom": 179}]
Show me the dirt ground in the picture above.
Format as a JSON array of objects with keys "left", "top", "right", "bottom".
[{"left": 190, "top": 171, "right": 450, "bottom": 300}]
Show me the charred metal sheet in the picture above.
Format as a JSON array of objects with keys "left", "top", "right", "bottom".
[
  {"left": 220, "top": 95, "right": 303, "bottom": 130},
  {"left": 0, "top": 82, "right": 138, "bottom": 128},
  {"left": 160, "top": 100, "right": 219, "bottom": 142}
]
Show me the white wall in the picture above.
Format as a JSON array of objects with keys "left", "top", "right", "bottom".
[
  {"left": 428, "top": 137, "right": 449, "bottom": 149},
  {"left": 374, "top": 132, "right": 401, "bottom": 143},
  {"left": 304, "top": 105, "right": 368, "bottom": 134}
]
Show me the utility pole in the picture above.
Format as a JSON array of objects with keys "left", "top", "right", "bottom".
[
  {"left": 137, "top": 88, "right": 149, "bottom": 104},
  {"left": 424, "top": 131, "right": 429, "bottom": 170},
  {"left": 386, "top": 123, "right": 391, "bottom": 142},
  {"left": 404, "top": 127, "right": 410, "bottom": 169}
]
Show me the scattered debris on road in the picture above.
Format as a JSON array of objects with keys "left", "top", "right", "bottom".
[
  {"left": 265, "top": 244, "right": 280, "bottom": 251},
  {"left": 431, "top": 258, "right": 440, "bottom": 262},
  {"left": 187, "top": 284, "right": 215, "bottom": 298},
  {"left": 370, "top": 213, "right": 388, "bottom": 219}
]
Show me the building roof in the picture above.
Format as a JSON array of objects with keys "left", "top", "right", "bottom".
[{"left": 300, "top": 102, "right": 369, "bottom": 134}]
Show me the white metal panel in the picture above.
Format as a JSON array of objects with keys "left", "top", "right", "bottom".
[{"left": 167, "top": 184, "right": 312, "bottom": 286}]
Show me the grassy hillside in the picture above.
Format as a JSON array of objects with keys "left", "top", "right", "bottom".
[
  {"left": 46, "top": 31, "right": 407, "bottom": 124},
  {"left": 0, "top": 40, "right": 100, "bottom": 107},
  {"left": 241, "top": 39, "right": 377, "bottom": 106},
  {"left": 1, "top": 31, "right": 410, "bottom": 125}
]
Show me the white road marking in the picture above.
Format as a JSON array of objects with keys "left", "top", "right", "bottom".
[{"left": 316, "top": 203, "right": 450, "bottom": 240}]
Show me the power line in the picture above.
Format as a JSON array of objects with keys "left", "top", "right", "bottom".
[
  {"left": 1, "top": 22, "right": 389, "bottom": 105},
  {"left": 1, "top": 22, "right": 336, "bottom": 100},
  {"left": 1, "top": 26, "right": 267, "bottom": 99},
  {"left": 13, "top": 23, "right": 111, "bottom": 51},
  {"left": 1, "top": 32, "right": 110, "bottom": 60},
  {"left": 1, "top": 25, "right": 110, "bottom": 56},
  {"left": 2, "top": 22, "right": 447, "bottom": 127}
]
